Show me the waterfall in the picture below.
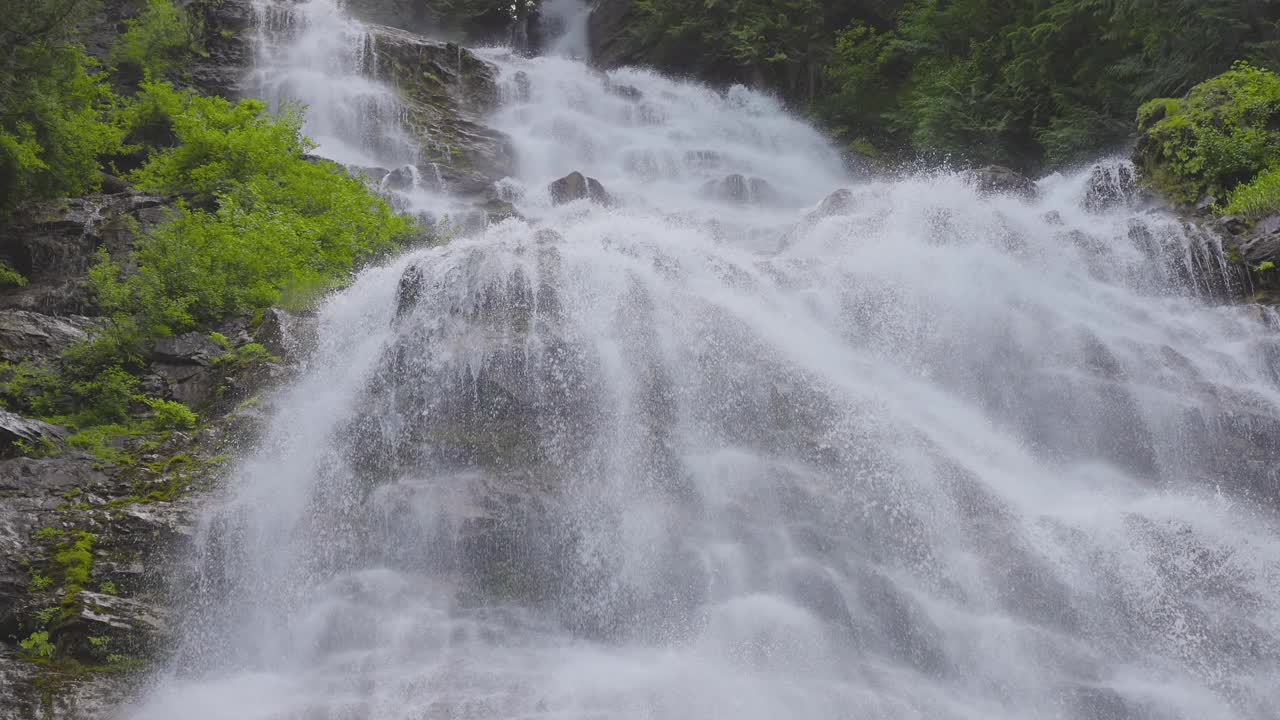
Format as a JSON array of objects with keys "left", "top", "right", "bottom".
[{"left": 127, "top": 2, "right": 1280, "bottom": 719}]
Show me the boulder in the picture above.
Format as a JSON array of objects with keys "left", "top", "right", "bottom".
[
  {"left": 254, "top": 307, "right": 314, "bottom": 362},
  {"left": 813, "top": 189, "right": 856, "bottom": 218},
  {"left": 151, "top": 333, "right": 226, "bottom": 365},
  {"left": 701, "top": 174, "right": 780, "bottom": 205},
  {"left": 357, "top": 27, "right": 516, "bottom": 205},
  {"left": 384, "top": 165, "right": 418, "bottom": 191},
  {"left": 549, "top": 171, "right": 612, "bottom": 205},
  {"left": 968, "top": 165, "right": 1038, "bottom": 199},
  {"left": 0, "top": 311, "right": 93, "bottom": 364},
  {"left": 0, "top": 411, "right": 68, "bottom": 454},
  {"left": 1082, "top": 162, "right": 1137, "bottom": 212}
]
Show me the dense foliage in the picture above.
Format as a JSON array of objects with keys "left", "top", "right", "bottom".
[
  {"left": 631, "top": 0, "right": 1280, "bottom": 171},
  {"left": 96, "top": 81, "right": 411, "bottom": 336},
  {"left": 0, "top": 0, "right": 414, "bottom": 450},
  {"left": 1134, "top": 62, "right": 1280, "bottom": 217},
  {"left": 0, "top": 0, "right": 121, "bottom": 214},
  {"left": 110, "top": 0, "right": 198, "bottom": 84}
]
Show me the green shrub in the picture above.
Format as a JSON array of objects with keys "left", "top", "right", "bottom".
[
  {"left": 54, "top": 531, "right": 96, "bottom": 588},
  {"left": 19, "top": 631, "right": 56, "bottom": 659},
  {"left": 1134, "top": 62, "right": 1280, "bottom": 205},
  {"left": 1224, "top": 166, "right": 1280, "bottom": 220},
  {"left": 111, "top": 0, "right": 198, "bottom": 83},
  {"left": 0, "top": 41, "right": 122, "bottom": 214},
  {"left": 0, "top": 261, "right": 29, "bottom": 288},
  {"left": 143, "top": 397, "right": 197, "bottom": 430}
]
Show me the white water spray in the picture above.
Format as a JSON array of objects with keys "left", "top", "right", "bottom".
[{"left": 128, "top": 2, "right": 1280, "bottom": 719}]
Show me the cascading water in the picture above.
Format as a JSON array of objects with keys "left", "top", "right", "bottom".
[{"left": 128, "top": 2, "right": 1280, "bottom": 718}]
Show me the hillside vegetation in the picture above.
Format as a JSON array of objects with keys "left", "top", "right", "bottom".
[
  {"left": 627, "top": 0, "right": 1280, "bottom": 172},
  {"left": 0, "top": 0, "right": 412, "bottom": 452}
]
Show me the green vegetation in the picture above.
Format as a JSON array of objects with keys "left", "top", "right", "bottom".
[
  {"left": 1134, "top": 63, "right": 1280, "bottom": 209},
  {"left": 19, "top": 631, "right": 56, "bottom": 659},
  {"left": 0, "top": 2, "right": 414, "bottom": 461},
  {"left": 0, "top": 0, "right": 122, "bottom": 215},
  {"left": 93, "top": 81, "right": 411, "bottom": 337},
  {"left": 631, "top": 0, "right": 1280, "bottom": 171},
  {"left": 111, "top": 0, "right": 198, "bottom": 84},
  {"left": 1225, "top": 167, "right": 1280, "bottom": 220}
]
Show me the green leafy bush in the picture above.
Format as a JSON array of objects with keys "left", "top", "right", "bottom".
[
  {"left": 1134, "top": 62, "right": 1280, "bottom": 206},
  {"left": 19, "top": 631, "right": 56, "bottom": 659},
  {"left": 0, "top": 37, "right": 122, "bottom": 214},
  {"left": 93, "top": 81, "right": 412, "bottom": 335},
  {"left": 111, "top": 0, "right": 198, "bottom": 83},
  {"left": 143, "top": 397, "right": 197, "bottom": 430}
]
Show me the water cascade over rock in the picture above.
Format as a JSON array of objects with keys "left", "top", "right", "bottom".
[{"left": 127, "top": 2, "right": 1280, "bottom": 719}]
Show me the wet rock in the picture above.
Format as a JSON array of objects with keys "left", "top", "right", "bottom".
[
  {"left": 352, "top": 165, "right": 391, "bottom": 184},
  {"left": 254, "top": 307, "right": 313, "bottom": 362},
  {"left": 0, "top": 192, "right": 173, "bottom": 314},
  {"left": 0, "top": 310, "right": 93, "bottom": 364},
  {"left": 968, "top": 165, "right": 1038, "bottom": 199},
  {"left": 384, "top": 165, "right": 417, "bottom": 191},
  {"left": 371, "top": 28, "right": 515, "bottom": 197},
  {"left": 77, "top": 590, "right": 166, "bottom": 635},
  {"left": 813, "top": 189, "right": 856, "bottom": 218},
  {"left": 606, "top": 81, "right": 643, "bottom": 101},
  {"left": 1194, "top": 195, "right": 1218, "bottom": 215},
  {"left": 840, "top": 149, "right": 878, "bottom": 178},
  {"left": 549, "top": 171, "right": 612, "bottom": 205},
  {"left": 1082, "top": 162, "right": 1138, "bottom": 212},
  {"left": 0, "top": 411, "right": 69, "bottom": 454},
  {"left": 702, "top": 174, "right": 780, "bottom": 205},
  {"left": 188, "top": 0, "right": 256, "bottom": 97},
  {"left": 511, "top": 71, "right": 532, "bottom": 103},
  {"left": 396, "top": 264, "right": 427, "bottom": 319},
  {"left": 1213, "top": 215, "right": 1249, "bottom": 236}
]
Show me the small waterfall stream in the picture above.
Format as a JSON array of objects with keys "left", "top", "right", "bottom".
[{"left": 127, "top": 2, "right": 1280, "bottom": 719}]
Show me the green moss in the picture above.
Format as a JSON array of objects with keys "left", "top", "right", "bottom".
[
  {"left": 54, "top": 531, "right": 96, "bottom": 588},
  {"left": 1133, "top": 62, "right": 1280, "bottom": 207}
]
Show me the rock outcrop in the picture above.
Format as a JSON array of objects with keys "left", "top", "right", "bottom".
[
  {"left": 0, "top": 311, "right": 93, "bottom": 364},
  {"left": 549, "top": 171, "right": 612, "bottom": 205},
  {"left": 0, "top": 192, "right": 172, "bottom": 314},
  {"left": 369, "top": 28, "right": 516, "bottom": 199},
  {"left": 967, "top": 165, "right": 1038, "bottom": 199},
  {"left": 701, "top": 173, "right": 780, "bottom": 206}
]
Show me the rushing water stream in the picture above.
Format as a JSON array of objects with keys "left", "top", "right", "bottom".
[{"left": 128, "top": 1, "right": 1280, "bottom": 718}]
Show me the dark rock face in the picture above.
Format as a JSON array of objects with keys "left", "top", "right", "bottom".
[
  {"left": 369, "top": 28, "right": 516, "bottom": 199},
  {"left": 1082, "top": 162, "right": 1138, "bottom": 212},
  {"left": 188, "top": 0, "right": 257, "bottom": 97},
  {"left": 148, "top": 332, "right": 228, "bottom": 407},
  {"left": 968, "top": 165, "right": 1038, "bottom": 199},
  {"left": 0, "top": 193, "right": 173, "bottom": 314},
  {"left": 1235, "top": 214, "right": 1280, "bottom": 301},
  {"left": 813, "top": 189, "right": 856, "bottom": 218},
  {"left": 549, "top": 171, "right": 612, "bottom": 205},
  {"left": 701, "top": 173, "right": 780, "bottom": 205},
  {"left": 0, "top": 411, "right": 69, "bottom": 455},
  {"left": 151, "top": 332, "right": 225, "bottom": 365},
  {"left": 0, "top": 311, "right": 93, "bottom": 364}
]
